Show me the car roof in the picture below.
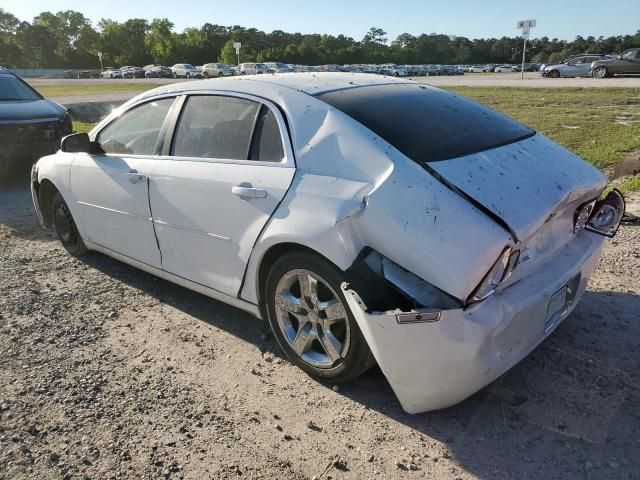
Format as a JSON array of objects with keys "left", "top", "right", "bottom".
[{"left": 144, "top": 72, "right": 413, "bottom": 98}]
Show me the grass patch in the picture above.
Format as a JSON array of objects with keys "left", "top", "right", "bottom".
[
  {"left": 447, "top": 87, "right": 640, "bottom": 170},
  {"left": 73, "top": 121, "right": 96, "bottom": 134},
  {"left": 608, "top": 174, "right": 640, "bottom": 195},
  {"left": 32, "top": 82, "right": 162, "bottom": 98}
]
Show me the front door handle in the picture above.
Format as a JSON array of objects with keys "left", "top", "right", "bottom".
[
  {"left": 232, "top": 183, "right": 267, "bottom": 199},
  {"left": 126, "top": 169, "right": 146, "bottom": 184}
]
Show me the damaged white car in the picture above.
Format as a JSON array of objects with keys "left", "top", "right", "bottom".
[{"left": 31, "top": 73, "right": 625, "bottom": 413}]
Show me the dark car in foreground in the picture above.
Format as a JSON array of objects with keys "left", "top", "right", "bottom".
[
  {"left": 0, "top": 67, "right": 72, "bottom": 172},
  {"left": 591, "top": 48, "right": 640, "bottom": 78}
]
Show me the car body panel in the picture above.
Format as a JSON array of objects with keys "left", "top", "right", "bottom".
[
  {"left": 428, "top": 134, "right": 607, "bottom": 242},
  {"left": 344, "top": 230, "right": 604, "bottom": 413},
  {"left": 70, "top": 153, "right": 162, "bottom": 267},
  {"left": 149, "top": 160, "right": 295, "bottom": 296}
]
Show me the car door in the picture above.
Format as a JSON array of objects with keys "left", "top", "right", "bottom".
[
  {"left": 70, "top": 97, "right": 176, "bottom": 268},
  {"left": 149, "top": 93, "right": 295, "bottom": 296},
  {"left": 623, "top": 49, "right": 640, "bottom": 73}
]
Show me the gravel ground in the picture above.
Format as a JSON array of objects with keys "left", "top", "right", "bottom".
[{"left": 1, "top": 173, "right": 639, "bottom": 480}]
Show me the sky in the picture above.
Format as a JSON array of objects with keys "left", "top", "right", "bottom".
[{"left": 2, "top": 0, "right": 639, "bottom": 41}]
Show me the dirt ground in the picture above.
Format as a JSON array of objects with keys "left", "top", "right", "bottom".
[{"left": 1, "top": 172, "right": 639, "bottom": 480}]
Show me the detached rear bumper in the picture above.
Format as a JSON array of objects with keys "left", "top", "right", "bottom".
[{"left": 343, "top": 231, "right": 605, "bottom": 414}]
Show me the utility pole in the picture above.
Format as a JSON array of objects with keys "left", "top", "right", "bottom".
[{"left": 517, "top": 19, "right": 536, "bottom": 79}]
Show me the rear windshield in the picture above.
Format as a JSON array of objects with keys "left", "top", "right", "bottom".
[
  {"left": 316, "top": 83, "right": 534, "bottom": 162},
  {"left": 0, "top": 75, "right": 42, "bottom": 101}
]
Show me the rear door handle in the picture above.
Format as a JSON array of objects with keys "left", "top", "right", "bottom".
[
  {"left": 232, "top": 184, "right": 267, "bottom": 199},
  {"left": 126, "top": 169, "right": 146, "bottom": 184}
]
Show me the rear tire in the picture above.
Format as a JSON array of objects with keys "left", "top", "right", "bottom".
[
  {"left": 52, "top": 192, "right": 87, "bottom": 256},
  {"left": 265, "top": 251, "right": 374, "bottom": 383}
]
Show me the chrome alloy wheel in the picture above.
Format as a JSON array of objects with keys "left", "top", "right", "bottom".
[{"left": 274, "top": 269, "right": 351, "bottom": 368}]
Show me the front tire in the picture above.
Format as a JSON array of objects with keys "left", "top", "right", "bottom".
[
  {"left": 186, "top": 73, "right": 191, "bottom": 79},
  {"left": 265, "top": 252, "right": 374, "bottom": 383},
  {"left": 549, "top": 70, "right": 560, "bottom": 78},
  {"left": 52, "top": 193, "right": 87, "bottom": 256},
  {"left": 593, "top": 66, "right": 609, "bottom": 79}
]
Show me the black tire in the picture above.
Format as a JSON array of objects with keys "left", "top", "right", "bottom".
[
  {"left": 52, "top": 192, "right": 87, "bottom": 256},
  {"left": 549, "top": 70, "right": 560, "bottom": 78},
  {"left": 186, "top": 73, "right": 191, "bottom": 79},
  {"left": 173, "top": 72, "right": 177, "bottom": 79},
  {"left": 265, "top": 251, "right": 374, "bottom": 383},
  {"left": 203, "top": 72, "right": 209, "bottom": 79}
]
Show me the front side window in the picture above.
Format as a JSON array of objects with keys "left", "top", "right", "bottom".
[
  {"left": 172, "top": 95, "right": 260, "bottom": 160},
  {"left": 96, "top": 98, "right": 174, "bottom": 155}
]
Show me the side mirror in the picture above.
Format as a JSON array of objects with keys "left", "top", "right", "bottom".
[{"left": 60, "top": 133, "right": 102, "bottom": 154}]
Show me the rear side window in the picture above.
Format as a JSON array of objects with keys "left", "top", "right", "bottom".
[
  {"left": 97, "top": 98, "right": 174, "bottom": 155},
  {"left": 316, "top": 83, "right": 534, "bottom": 163},
  {"left": 249, "top": 106, "right": 284, "bottom": 162},
  {"left": 172, "top": 95, "right": 260, "bottom": 159}
]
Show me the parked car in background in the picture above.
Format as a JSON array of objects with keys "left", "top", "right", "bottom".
[
  {"left": 0, "top": 67, "right": 72, "bottom": 171},
  {"left": 239, "top": 63, "right": 269, "bottom": 75},
  {"left": 591, "top": 48, "right": 640, "bottom": 78},
  {"left": 542, "top": 54, "right": 612, "bottom": 78},
  {"left": 122, "top": 67, "right": 146, "bottom": 79},
  {"left": 101, "top": 68, "right": 122, "bottom": 79},
  {"left": 202, "top": 63, "right": 234, "bottom": 78},
  {"left": 145, "top": 65, "right": 173, "bottom": 78},
  {"left": 378, "top": 64, "right": 408, "bottom": 77},
  {"left": 171, "top": 64, "right": 203, "bottom": 79},
  {"left": 31, "top": 73, "right": 624, "bottom": 414},
  {"left": 264, "top": 62, "right": 294, "bottom": 73},
  {"left": 494, "top": 65, "right": 513, "bottom": 73},
  {"left": 62, "top": 70, "right": 100, "bottom": 79},
  {"left": 468, "top": 65, "right": 490, "bottom": 73}
]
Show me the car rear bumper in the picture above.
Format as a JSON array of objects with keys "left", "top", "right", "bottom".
[{"left": 342, "top": 231, "right": 605, "bottom": 414}]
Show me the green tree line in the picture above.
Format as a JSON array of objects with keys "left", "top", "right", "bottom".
[{"left": 1, "top": 8, "right": 639, "bottom": 68}]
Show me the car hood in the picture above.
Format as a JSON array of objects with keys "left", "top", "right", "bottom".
[
  {"left": 0, "top": 99, "right": 66, "bottom": 124},
  {"left": 428, "top": 134, "right": 607, "bottom": 242}
]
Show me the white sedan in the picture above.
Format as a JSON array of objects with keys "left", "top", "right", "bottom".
[{"left": 31, "top": 74, "right": 625, "bottom": 413}]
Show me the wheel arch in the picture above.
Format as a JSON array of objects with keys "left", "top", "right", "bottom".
[
  {"left": 36, "top": 178, "right": 61, "bottom": 228},
  {"left": 254, "top": 242, "right": 344, "bottom": 318}
]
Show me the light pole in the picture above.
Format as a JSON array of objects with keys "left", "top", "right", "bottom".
[{"left": 98, "top": 51, "right": 103, "bottom": 72}]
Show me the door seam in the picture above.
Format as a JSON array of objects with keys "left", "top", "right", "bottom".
[{"left": 146, "top": 176, "right": 163, "bottom": 266}]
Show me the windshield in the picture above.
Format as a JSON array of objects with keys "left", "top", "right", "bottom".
[
  {"left": 0, "top": 76, "right": 42, "bottom": 101},
  {"left": 317, "top": 83, "right": 535, "bottom": 163}
]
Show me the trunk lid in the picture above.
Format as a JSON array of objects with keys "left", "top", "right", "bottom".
[{"left": 428, "top": 134, "right": 607, "bottom": 243}]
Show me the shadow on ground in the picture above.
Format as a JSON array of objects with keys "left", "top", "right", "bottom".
[{"left": 82, "top": 248, "right": 640, "bottom": 479}]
